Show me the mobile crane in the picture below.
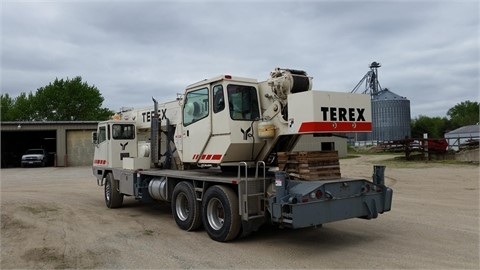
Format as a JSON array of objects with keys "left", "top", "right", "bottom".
[{"left": 92, "top": 68, "right": 392, "bottom": 242}]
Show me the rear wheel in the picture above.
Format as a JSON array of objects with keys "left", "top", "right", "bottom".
[
  {"left": 202, "top": 185, "right": 241, "bottom": 242},
  {"left": 105, "top": 172, "right": 123, "bottom": 208},
  {"left": 171, "top": 181, "right": 202, "bottom": 231}
]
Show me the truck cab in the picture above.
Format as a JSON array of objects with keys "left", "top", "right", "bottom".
[{"left": 92, "top": 121, "right": 137, "bottom": 168}]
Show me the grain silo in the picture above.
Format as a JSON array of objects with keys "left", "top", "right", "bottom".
[
  {"left": 351, "top": 62, "right": 411, "bottom": 142},
  {"left": 371, "top": 88, "right": 411, "bottom": 141}
]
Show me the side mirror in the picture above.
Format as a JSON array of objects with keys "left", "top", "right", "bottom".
[{"left": 92, "top": 132, "right": 98, "bottom": 144}]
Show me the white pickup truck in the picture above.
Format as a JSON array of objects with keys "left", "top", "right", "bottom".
[{"left": 21, "top": 149, "right": 48, "bottom": 167}]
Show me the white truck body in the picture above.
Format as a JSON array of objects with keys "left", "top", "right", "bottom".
[{"left": 92, "top": 68, "right": 392, "bottom": 242}]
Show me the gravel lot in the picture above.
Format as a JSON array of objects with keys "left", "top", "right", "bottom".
[{"left": 1, "top": 154, "right": 479, "bottom": 269}]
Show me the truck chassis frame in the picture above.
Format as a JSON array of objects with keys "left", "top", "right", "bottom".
[{"left": 93, "top": 162, "right": 392, "bottom": 242}]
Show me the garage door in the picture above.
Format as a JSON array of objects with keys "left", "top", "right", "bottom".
[{"left": 66, "top": 130, "right": 95, "bottom": 166}]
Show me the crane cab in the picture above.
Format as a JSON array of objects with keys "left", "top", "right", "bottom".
[{"left": 178, "top": 75, "right": 264, "bottom": 167}]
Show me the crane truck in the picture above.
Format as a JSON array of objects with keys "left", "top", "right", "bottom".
[{"left": 92, "top": 68, "right": 393, "bottom": 242}]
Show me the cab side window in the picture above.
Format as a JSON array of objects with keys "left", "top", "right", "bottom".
[
  {"left": 213, "top": 85, "right": 225, "bottom": 113},
  {"left": 98, "top": 126, "right": 107, "bottom": 143},
  {"left": 183, "top": 88, "right": 209, "bottom": 126},
  {"left": 227, "top": 85, "right": 260, "bottom": 120}
]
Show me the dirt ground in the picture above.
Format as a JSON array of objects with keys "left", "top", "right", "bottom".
[{"left": 1, "top": 154, "right": 479, "bottom": 269}]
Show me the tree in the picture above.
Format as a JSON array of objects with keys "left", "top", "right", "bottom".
[
  {"left": 411, "top": 100, "right": 479, "bottom": 138},
  {"left": 1, "top": 92, "right": 36, "bottom": 121},
  {"left": 2, "top": 77, "right": 113, "bottom": 121},
  {"left": 411, "top": 115, "right": 451, "bottom": 138},
  {"left": 447, "top": 101, "right": 479, "bottom": 128},
  {"left": 11, "top": 92, "right": 36, "bottom": 121},
  {"left": 1, "top": 93, "right": 14, "bottom": 121},
  {"left": 32, "top": 76, "right": 113, "bottom": 121}
]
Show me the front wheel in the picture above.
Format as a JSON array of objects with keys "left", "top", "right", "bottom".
[
  {"left": 171, "top": 181, "right": 202, "bottom": 231},
  {"left": 202, "top": 185, "right": 241, "bottom": 242},
  {"left": 105, "top": 172, "right": 123, "bottom": 208}
]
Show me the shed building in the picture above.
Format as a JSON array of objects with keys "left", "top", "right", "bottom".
[
  {"left": 1, "top": 121, "right": 98, "bottom": 168},
  {"left": 444, "top": 124, "right": 480, "bottom": 151}
]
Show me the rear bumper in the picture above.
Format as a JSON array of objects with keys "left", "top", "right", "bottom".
[{"left": 272, "top": 187, "right": 393, "bottom": 228}]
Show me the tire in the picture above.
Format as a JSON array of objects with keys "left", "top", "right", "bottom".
[
  {"left": 202, "top": 185, "right": 241, "bottom": 242},
  {"left": 171, "top": 181, "right": 202, "bottom": 231},
  {"left": 105, "top": 172, "right": 123, "bottom": 208}
]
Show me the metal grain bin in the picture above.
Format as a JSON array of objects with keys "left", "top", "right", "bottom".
[{"left": 371, "top": 89, "right": 411, "bottom": 141}]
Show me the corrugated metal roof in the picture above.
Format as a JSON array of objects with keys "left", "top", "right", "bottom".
[
  {"left": 0, "top": 121, "right": 99, "bottom": 131},
  {"left": 372, "top": 89, "right": 408, "bottom": 101},
  {"left": 445, "top": 125, "right": 480, "bottom": 135}
]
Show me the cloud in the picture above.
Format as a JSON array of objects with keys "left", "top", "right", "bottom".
[{"left": 1, "top": 0, "right": 478, "bottom": 117}]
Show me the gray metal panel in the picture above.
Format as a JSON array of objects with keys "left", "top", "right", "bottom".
[
  {"left": 66, "top": 130, "right": 95, "bottom": 166},
  {"left": 287, "top": 192, "right": 390, "bottom": 228},
  {"left": 270, "top": 178, "right": 393, "bottom": 228},
  {"left": 115, "top": 170, "right": 135, "bottom": 195},
  {"left": 371, "top": 90, "right": 411, "bottom": 141}
]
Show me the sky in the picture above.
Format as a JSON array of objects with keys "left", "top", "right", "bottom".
[{"left": 1, "top": 0, "right": 479, "bottom": 118}]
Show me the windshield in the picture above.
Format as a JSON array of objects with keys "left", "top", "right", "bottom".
[{"left": 112, "top": 124, "right": 135, "bottom": 140}]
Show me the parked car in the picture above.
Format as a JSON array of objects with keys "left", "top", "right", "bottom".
[{"left": 21, "top": 149, "right": 48, "bottom": 167}]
